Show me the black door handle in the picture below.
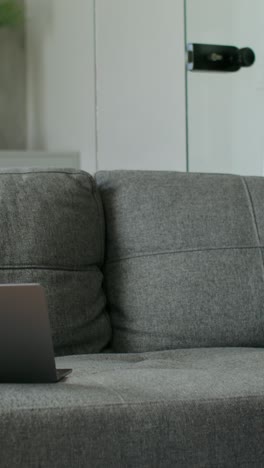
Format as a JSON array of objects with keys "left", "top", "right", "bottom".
[{"left": 187, "top": 43, "right": 255, "bottom": 72}]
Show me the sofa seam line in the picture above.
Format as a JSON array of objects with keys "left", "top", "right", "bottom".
[
  {"left": 0, "top": 265, "right": 100, "bottom": 272},
  {"left": 241, "top": 177, "right": 261, "bottom": 245},
  {"left": 92, "top": 188, "right": 105, "bottom": 267},
  {"left": 241, "top": 176, "right": 264, "bottom": 284},
  {"left": 105, "top": 245, "right": 264, "bottom": 264}
]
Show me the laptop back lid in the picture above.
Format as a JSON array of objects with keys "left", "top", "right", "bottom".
[{"left": 0, "top": 284, "right": 58, "bottom": 383}]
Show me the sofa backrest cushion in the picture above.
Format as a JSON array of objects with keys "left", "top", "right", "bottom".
[
  {"left": 96, "top": 170, "right": 264, "bottom": 353},
  {"left": 0, "top": 168, "right": 111, "bottom": 356}
]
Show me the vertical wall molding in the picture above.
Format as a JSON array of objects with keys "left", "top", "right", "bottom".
[
  {"left": 93, "top": 0, "right": 99, "bottom": 172},
  {"left": 183, "top": 0, "right": 189, "bottom": 172}
]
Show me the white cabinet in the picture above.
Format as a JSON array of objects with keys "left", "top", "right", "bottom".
[
  {"left": 26, "top": 0, "right": 187, "bottom": 173},
  {"left": 95, "top": 0, "right": 187, "bottom": 171}
]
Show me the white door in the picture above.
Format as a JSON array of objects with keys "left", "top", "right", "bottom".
[
  {"left": 95, "top": 0, "right": 187, "bottom": 171},
  {"left": 186, "top": 0, "right": 264, "bottom": 176}
]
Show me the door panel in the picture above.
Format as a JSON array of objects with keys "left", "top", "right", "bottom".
[
  {"left": 96, "top": 0, "right": 186, "bottom": 171},
  {"left": 186, "top": 0, "right": 264, "bottom": 176}
]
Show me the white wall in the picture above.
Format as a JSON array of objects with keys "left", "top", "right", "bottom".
[
  {"left": 26, "top": 0, "right": 96, "bottom": 172},
  {"left": 26, "top": 0, "right": 187, "bottom": 172}
]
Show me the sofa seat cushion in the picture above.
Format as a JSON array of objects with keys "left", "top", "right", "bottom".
[
  {"left": 1, "top": 347, "right": 264, "bottom": 468},
  {"left": 0, "top": 168, "right": 111, "bottom": 355}
]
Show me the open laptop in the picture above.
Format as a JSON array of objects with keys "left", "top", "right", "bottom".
[{"left": 0, "top": 283, "right": 72, "bottom": 383}]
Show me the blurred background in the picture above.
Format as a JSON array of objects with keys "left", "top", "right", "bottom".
[{"left": 2, "top": 1, "right": 263, "bottom": 175}]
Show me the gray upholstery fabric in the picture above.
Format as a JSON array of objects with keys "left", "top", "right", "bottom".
[
  {"left": 0, "top": 348, "right": 264, "bottom": 468},
  {"left": 0, "top": 168, "right": 111, "bottom": 355},
  {"left": 96, "top": 171, "right": 264, "bottom": 352}
]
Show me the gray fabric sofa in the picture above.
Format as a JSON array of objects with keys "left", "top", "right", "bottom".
[{"left": 0, "top": 168, "right": 264, "bottom": 468}]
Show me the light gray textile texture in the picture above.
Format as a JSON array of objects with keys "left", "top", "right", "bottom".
[
  {"left": 0, "top": 168, "right": 111, "bottom": 355},
  {"left": 0, "top": 348, "right": 264, "bottom": 468},
  {"left": 96, "top": 170, "right": 264, "bottom": 352}
]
